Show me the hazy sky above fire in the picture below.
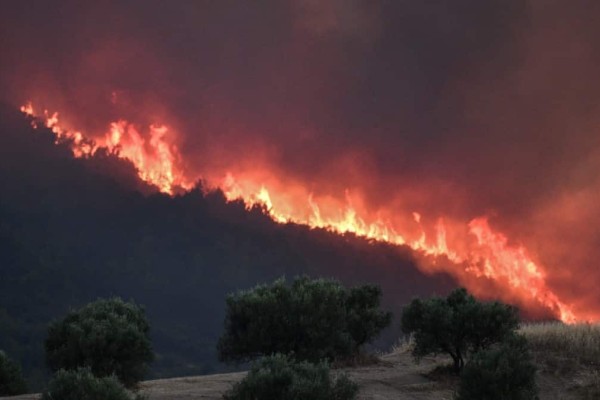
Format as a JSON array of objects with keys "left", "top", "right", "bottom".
[{"left": 2, "top": 1, "right": 600, "bottom": 320}]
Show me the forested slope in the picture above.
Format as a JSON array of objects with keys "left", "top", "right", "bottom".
[{"left": 0, "top": 103, "right": 455, "bottom": 389}]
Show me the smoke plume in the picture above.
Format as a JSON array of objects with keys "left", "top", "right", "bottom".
[{"left": 2, "top": 0, "right": 600, "bottom": 320}]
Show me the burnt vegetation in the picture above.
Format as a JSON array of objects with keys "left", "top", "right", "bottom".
[{"left": 0, "top": 103, "right": 455, "bottom": 389}]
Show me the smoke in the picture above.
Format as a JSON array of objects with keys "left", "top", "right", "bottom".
[{"left": 2, "top": 1, "right": 600, "bottom": 319}]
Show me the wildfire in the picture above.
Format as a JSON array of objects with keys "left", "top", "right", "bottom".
[
  {"left": 218, "top": 173, "right": 576, "bottom": 323},
  {"left": 20, "top": 102, "right": 191, "bottom": 194},
  {"left": 20, "top": 101, "right": 579, "bottom": 323}
]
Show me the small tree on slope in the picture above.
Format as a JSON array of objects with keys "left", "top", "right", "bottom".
[
  {"left": 218, "top": 276, "right": 391, "bottom": 363},
  {"left": 42, "top": 367, "right": 143, "bottom": 400},
  {"left": 0, "top": 350, "right": 27, "bottom": 395},
  {"left": 401, "top": 288, "right": 519, "bottom": 373},
  {"left": 456, "top": 334, "right": 539, "bottom": 400},
  {"left": 45, "top": 297, "right": 154, "bottom": 388},
  {"left": 223, "top": 353, "right": 358, "bottom": 400}
]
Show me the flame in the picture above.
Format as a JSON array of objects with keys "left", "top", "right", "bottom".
[
  {"left": 218, "top": 173, "right": 576, "bottom": 322},
  {"left": 20, "top": 102, "right": 190, "bottom": 194},
  {"left": 20, "top": 101, "right": 580, "bottom": 323}
]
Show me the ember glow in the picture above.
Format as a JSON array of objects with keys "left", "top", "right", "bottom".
[
  {"left": 20, "top": 102, "right": 578, "bottom": 323},
  {"left": 20, "top": 103, "right": 191, "bottom": 194}
]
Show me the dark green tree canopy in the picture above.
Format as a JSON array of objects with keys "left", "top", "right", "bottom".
[
  {"left": 223, "top": 353, "right": 358, "bottom": 400},
  {"left": 401, "top": 288, "right": 519, "bottom": 373},
  {"left": 346, "top": 285, "right": 393, "bottom": 350},
  {"left": 456, "top": 334, "right": 539, "bottom": 400},
  {"left": 218, "top": 276, "right": 392, "bottom": 363},
  {"left": 0, "top": 350, "right": 27, "bottom": 395},
  {"left": 41, "top": 367, "right": 142, "bottom": 400},
  {"left": 45, "top": 298, "right": 154, "bottom": 388}
]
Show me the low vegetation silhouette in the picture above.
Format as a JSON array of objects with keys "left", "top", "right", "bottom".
[
  {"left": 401, "top": 287, "right": 519, "bottom": 373},
  {"left": 217, "top": 276, "right": 391, "bottom": 363},
  {"left": 45, "top": 298, "right": 154, "bottom": 388},
  {"left": 456, "top": 334, "right": 539, "bottom": 400},
  {"left": 402, "top": 288, "right": 539, "bottom": 399},
  {"left": 41, "top": 367, "right": 143, "bottom": 400},
  {"left": 0, "top": 350, "right": 27, "bottom": 395},
  {"left": 223, "top": 353, "right": 358, "bottom": 400}
]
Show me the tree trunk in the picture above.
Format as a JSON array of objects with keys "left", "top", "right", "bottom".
[
  {"left": 452, "top": 350, "right": 464, "bottom": 374},
  {"left": 452, "top": 354, "right": 461, "bottom": 374}
]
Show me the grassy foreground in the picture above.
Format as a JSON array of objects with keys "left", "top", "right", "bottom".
[
  {"left": 520, "top": 322, "right": 600, "bottom": 399},
  {"left": 3, "top": 322, "right": 600, "bottom": 400}
]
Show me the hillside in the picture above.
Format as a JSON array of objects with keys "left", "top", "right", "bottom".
[
  {"left": 0, "top": 103, "right": 456, "bottom": 389},
  {"left": 2, "top": 344, "right": 595, "bottom": 400}
]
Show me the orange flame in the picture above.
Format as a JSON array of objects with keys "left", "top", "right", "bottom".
[
  {"left": 20, "top": 101, "right": 579, "bottom": 322},
  {"left": 218, "top": 173, "right": 576, "bottom": 322},
  {"left": 20, "top": 102, "right": 191, "bottom": 194}
]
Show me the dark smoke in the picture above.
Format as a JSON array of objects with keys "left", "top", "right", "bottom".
[{"left": 1, "top": 2, "right": 600, "bottom": 315}]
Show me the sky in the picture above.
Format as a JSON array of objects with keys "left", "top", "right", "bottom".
[{"left": 2, "top": 0, "right": 600, "bottom": 320}]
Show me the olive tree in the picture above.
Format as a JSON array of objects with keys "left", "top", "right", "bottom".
[
  {"left": 223, "top": 353, "right": 358, "bottom": 400},
  {"left": 0, "top": 350, "right": 27, "bottom": 395},
  {"left": 217, "top": 276, "right": 391, "bottom": 363},
  {"left": 401, "top": 288, "right": 518, "bottom": 373},
  {"left": 456, "top": 334, "right": 539, "bottom": 400},
  {"left": 45, "top": 297, "right": 153, "bottom": 388},
  {"left": 346, "top": 284, "right": 392, "bottom": 352},
  {"left": 42, "top": 367, "right": 143, "bottom": 400}
]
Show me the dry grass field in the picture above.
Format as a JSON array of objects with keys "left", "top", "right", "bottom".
[
  {"left": 520, "top": 322, "right": 600, "bottom": 399},
  {"left": 3, "top": 322, "right": 600, "bottom": 400}
]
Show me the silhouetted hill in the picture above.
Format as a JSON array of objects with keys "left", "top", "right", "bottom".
[{"left": 0, "top": 103, "right": 456, "bottom": 390}]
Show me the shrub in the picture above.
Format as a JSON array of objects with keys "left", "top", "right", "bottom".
[
  {"left": 45, "top": 297, "right": 153, "bottom": 388},
  {"left": 401, "top": 288, "right": 518, "bottom": 373},
  {"left": 217, "top": 276, "right": 391, "bottom": 363},
  {"left": 0, "top": 350, "right": 27, "bottom": 395},
  {"left": 223, "top": 353, "right": 358, "bottom": 400},
  {"left": 456, "top": 335, "right": 539, "bottom": 400},
  {"left": 41, "top": 367, "right": 143, "bottom": 400},
  {"left": 346, "top": 285, "right": 393, "bottom": 352}
]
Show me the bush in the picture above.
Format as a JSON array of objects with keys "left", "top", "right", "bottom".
[
  {"left": 0, "top": 350, "right": 27, "bottom": 395},
  {"left": 401, "top": 288, "right": 518, "bottom": 373},
  {"left": 217, "top": 277, "right": 391, "bottom": 363},
  {"left": 456, "top": 335, "right": 539, "bottom": 400},
  {"left": 346, "top": 285, "right": 393, "bottom": 352},
  {"left": 223, "top": 353, "right": 358, "bottom": 400},
  {"left": 41, "top": 367, "right": 143, "bottom": 400},
  {"left": 45, "top": 297, "right": 153, "bottom": 388}
]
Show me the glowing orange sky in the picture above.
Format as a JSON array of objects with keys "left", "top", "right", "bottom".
[
  {"left": 5, "top": 1, "right": 600, "bottom": 323},
  {"left": 19, "top": 102, "right": 579, "bottom": 322}
]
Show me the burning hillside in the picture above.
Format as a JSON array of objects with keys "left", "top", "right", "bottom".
[
  {"left": 18, "top": 102, "right": 576, "bottom": 322},
  {"left": 3, "top": 1, "right": 600, "bottom": 323}
]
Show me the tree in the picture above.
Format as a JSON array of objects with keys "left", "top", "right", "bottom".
[
  {"left": 0, "top": 350, "right": 27, "bottom": 395},
  {"left": 223, "top": 353, "right": 358, "bottom": 400},
  {"left": 346, "top": 285, "right": 393, "bottom": 352},
  {"left": 401, "top": 288, "right": 518, "bottom": 373},
  {"left": 41, "top": 367, "right": 143, "bottom": 400},
  {"left": 217, "top": 276, "right": 391, "bottom": 363},
  {"left": 456, "top": 335, "right": 539, "bottom": 400},
  {"left": 45, "top": 298, "right": 154, "bottom": 388}
]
